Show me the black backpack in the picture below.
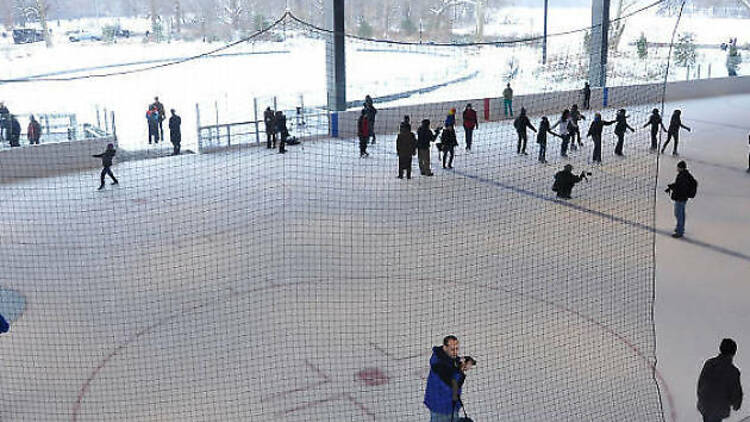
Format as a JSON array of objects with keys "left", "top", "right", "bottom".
[{"left": 686, "top": 173, "right": 698, "bottom": 199}]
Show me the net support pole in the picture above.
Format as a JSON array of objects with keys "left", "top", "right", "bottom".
[
  {"left": 542, "top": 0, "right": 548, "bottom": 65},
  {"left": 588, "top": 0, "right": 610, "bottom": 88},
  {"left": 325, "top": 0, "right": 346, "bottom": 111}
]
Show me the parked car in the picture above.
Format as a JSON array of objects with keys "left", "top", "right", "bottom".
[
  {"left": 12, "top": 29, "right": 46, "bottom": 44},
  {"left": 68, "top": 30, "right": 101, "bottom": 42}
]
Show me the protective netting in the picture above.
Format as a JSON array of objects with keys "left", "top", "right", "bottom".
[{"left": 0, "top": 1, "right": 686, "bottom": 420}]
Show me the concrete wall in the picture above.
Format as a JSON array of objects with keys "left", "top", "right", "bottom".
[{"left": 0, "top": 137, "right": 115, "bottom": 183}]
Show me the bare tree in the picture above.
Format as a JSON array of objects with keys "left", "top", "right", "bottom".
[
  {"left": 609, "top": 0, "right": 639, "bottom": 52},
  {"left": 17, "top": 0, "right": 52, "bottom": 46}
]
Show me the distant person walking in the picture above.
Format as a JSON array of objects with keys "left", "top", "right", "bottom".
[
  {"left": 582, "top": 82, "right": 591, "bottom": 110},
  {"left": 27, "top": 115, "right": 41, "bottom": 145},
  {"left": 587, "top": 113, "right": 614, "bottom": 163},
  {"left": 536, "top": 116, "right": 560, "bottom": 164},
  {"left": 8, "top": 114, "right": 20, "bottom": 147},
  {"left": 552, "top": 109, "right": 573, "bottom": 157},
  {"left": 440, "top": 124, "right": 458, "bottom": 169},
  {"left": 92, "top": 143, "right": 118, "bottom": 190},
  {"left": 665, "top": 160, "right": 697, "bottom": 238},
  {"left": 697, "top": 338, "right": 743, "bottom": 422},
  {"left": 513, "top": 107, "right": 536, "bottom": 155},
  {"left": 363, "top": 95, "right": 377, "bottom": 144},
  {"left": 263, "top": 106, "right": 276, "bottom": 149},
  {"left": 396, "top": 119, "right": 416, "bottom": 179},
  {"left": 643, "top": 108, "right": 667, "bottom": 151},
  {"left": 613, "top": 109, "right": 635, "bottom": 156},
  {"left": 416, "top": 119, "right": 440, "bottom": 176},
  {"left": 462, "top": 103, "right": 478, "bottom": 151},
  {"left": 503, "top": 83, "right": 514, "bottom": 117},
  {"left": 151, "top": 96, "right": 166, "bottom": 140},
  {"left": 168, "top": 109, "right": 181, "bottom": 155},
  {"left": 146, "top": 105, "right": 160, "bottom": 144},
  {"left": 357, "top": 110, "right": 370, "bottom": 158},
  {"left": 275, "top": 110, "right": 288, "bottom": 154},
  {"left": 661, "top": 109, "right": 691, "bottom": 155}
]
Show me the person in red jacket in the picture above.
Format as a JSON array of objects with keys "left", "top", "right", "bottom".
[
  {"left": 27, "top": 115, "right": 41, "bottom": 145},
  {"left": 462, "top": 103, "right": 478, "bottom": 151},
  {"left": 357, "top": 110, "right": 370, "bottom": 158}
]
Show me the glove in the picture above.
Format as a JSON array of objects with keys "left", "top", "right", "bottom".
[{"left": 664, "top": 188, "right": 671, "bottom": 193}]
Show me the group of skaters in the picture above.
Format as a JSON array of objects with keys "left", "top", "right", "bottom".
[
  {"left": 425, "top": 335, "right": 743, "bottom": 422},
  {"left": 145, "top": 96, "right": 182, "bottom": 156},
  {"left": 0, "top": 102, "right": 43, "bottom": 147}
]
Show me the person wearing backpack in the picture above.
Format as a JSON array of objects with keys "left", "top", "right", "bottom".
[{"left": 665, "top": 160, "right": 697, "bottom": 238}]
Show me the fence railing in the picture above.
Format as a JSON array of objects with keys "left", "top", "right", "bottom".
[{"left": 0, "top": 109, "right": 116, "bottom": 150}]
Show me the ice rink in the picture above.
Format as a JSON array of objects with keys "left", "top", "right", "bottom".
[{"left": 1, "top": 93, "right": 749, "bottom": 421}]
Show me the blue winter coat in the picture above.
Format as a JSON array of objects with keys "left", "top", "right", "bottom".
[
  {"left": 424, "top": 346, "right": 465, "bottom": 414},
  {"left": 0, "top": 313, "right": 9, "bottom": 334}
]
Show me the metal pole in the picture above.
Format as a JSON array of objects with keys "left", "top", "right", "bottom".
[
  {"left": 214, "top": 100, "right": 219, "bottom": 142},
  {"left": 542, "top": 0, "right": 548, "bottom": 65},
  {"left": 103, "top": 107, "right": 109, "bottom": 132},
  {"left": 96, "top": 106, "right": 101, "bottom": 129},
  {"left": 588, "top": 0, "right": 610, "bottom": 88},
  {"left": 325, "top": 0, "right": 346, "bottom": 111},
  {"left": 253, "top": 97, "right": 260, "bottom": 145},
  {"left": 195, "top": 103, "right": 201, "bottom": 151},
  {"left": 111, "top": 111, "right": 117, "bottom": 142}
]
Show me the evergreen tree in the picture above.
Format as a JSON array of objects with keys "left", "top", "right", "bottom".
[
  {"left": 673, "top": 32, "right": 696, "bottom": 68},
  {"left": 357, "top": 16, "right": 373, "bottom": 38},
  {"left": 400, "top": 16, "right": 416, "bottom": 36},
  {"left": 636, "top": 32, "right": 648, "bottom": 59}
]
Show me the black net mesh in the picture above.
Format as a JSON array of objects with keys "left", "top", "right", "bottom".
[{"left": 0, "top": 1, "right": 687, "bottom": 420}]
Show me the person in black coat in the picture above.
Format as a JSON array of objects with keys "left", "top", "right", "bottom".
[
  {"left": 582, "top": 82, "right": 591, "bottom": 110},
  {"left": 570, "top": 104, "right": 586, "bottom": 147},
  {"left": 661, "top": 109, "right": 691, "bottom": 155},
  {"left": 536, "top": 116, "right": 559, "bottom": 164},
  {"left": 363, "top": 95, "right": 377, "bottom": 144},
  {"left": 697, "top": 338, "right": 743, "bottom": 422},
  {"left": 0, "top": 102, "right": 9, "bottom": 142},
  {"left": 643, "top": 108, "right": 667, "bottom": 150},
  {"left": 613, "top": 109, "right": 635, "bottom": 156},
  {"left": 665, "top": 160, "right": 696, "bottom": 238},
  {"left": 396, "top": 123, "right": 416, "bottom": 179},
  {"left": 275, "top": 111, "right": 288, "bottom": 154},
  {"left": 587, "top": 113, "right": 615, "bottom": 163},
  {"left": 440, "top": 124, "right": 458, "bottom": 169},
  {"left": 263, "top": 107, "right": 276, "bottom": 149},
  {"left": 416, "top": 119, "right": 440, "bottom": 176},
  {"left": 9, "top": 115, "right": 21, "bottom": 147},
  {"left": 553, "top": 164, "right": 583, "bottom": 199},
  {"left": 513, "top": 107, "right": 536, "bottom": 155},
  {"left": 92, "top": 143, "right": 119, "bottom": 190},
  {"left": 168, "top": 109, "right": 181, "bottom": 155}
]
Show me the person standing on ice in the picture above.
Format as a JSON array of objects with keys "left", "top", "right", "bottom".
[
  {"left": 503, "top": 83, "right": 514, "bottom": 117},
  {"left": 587, "top": 113, "right": 614, "bottom": 164},
  {"left": 462, "top": 103, "right": 478, "bottom": 151},
  {"left": 643, "top": 108, "right": 667, "bottom": 151},
  {"left": 363, "top": 95, "right": 377, "bottom": 144},
  {"left": 513, "top": 107, "right": 536, "bottom": 155},
  {"left": 665, "top": 160, "right": 697, "bottom": 238},
  {"left": 697, "top": 338, "right": 743, "bottom": 422},
  {"left": 168, "top": 109, "right": 181, "bottom": 155},
  {"left": 275, "top": 110, "right": 288, "bottom": 154},
  {"left": 92, "top": 143, "right": 119, "bottom": 191},
  {"left": 0, "top": 102, "right": 10, "bottom": 142},
  {"left": 357, "top": 109, "right": 370, "bottom": 158},
  {"left": 536, "top": 116, "right": 560, "bottom": 164},
  {"left": 416, "top": 119, "right": 440, "bottom": 176},
  {"left": 151, "top": 96, "right": 166, "bottom": 141},
  {"left": 570, "top": 104, "right": 586, "bottom": 148},
  {"left": 445, "top": 108, "right": 456, "bottom": 128},
  {"left": 27, "top": 115, "right": 41, "bottom": 145},
  {"left": 582, "top": 82, "right": 591, "bottom": 110},
  {"left": 424, "top": 335, "right": 474, "bottom": 421},
  {"left": 613, "top": 109, "right": 635, "bottom": 156},
  {"left": 263, "top": 106, "right": 276, "bottom": 149},
  {"left": 8, "top": 114, "right": 21, "bottom": 147},
  {"left": 552, "top": 109, "right": 573, "bottom": 157},
  {"left": 661, "top": 109, "right": 691, "bottom": 156},
  {"left": 440, "top": 124, "right": 458, "bottom": 169},
  {"left": 146, "top": 105, "right": 160, "bottom": 144},
  {"left": 396, "top": 119, "right": 416, "bottom": 179}
]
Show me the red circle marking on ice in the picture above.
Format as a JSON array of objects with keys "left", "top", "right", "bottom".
[{"left": 356, "top": 368, "right": 389, "bottom": 387}]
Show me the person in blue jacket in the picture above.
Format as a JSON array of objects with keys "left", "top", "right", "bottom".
[
  {"left": 424, "top": 335, "right": 475, "bottom": 421},
  {"left": 0, "top": 313, "right": 9, "bottom": 334}
]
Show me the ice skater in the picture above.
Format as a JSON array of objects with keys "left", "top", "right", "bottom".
[
  {"left": 168, "top": 109, "right": 181, "bottom": 155},
  {"left": 661, "top": 110, "right": 691, "bottom": 155},
  {"left": 263, "top": 106, "right": 276, "bottom": 149},
  {"left": 697, "top": 338, "right": 743, "bottom": 422},
  {"left": 363, "top": 95, "right": 377, "bottom": 144},
  {"left": 396, "top": 120, "right": 416, "bottom": 179},
  {"left": 416, "top": 119, "right": 440, "bottom": 176},
  {"left": 462, "top": 103, "right": 478, "bottom": 150},
  {"left": 357, "top": 109, "right": 370, "bottom": 158},
  {"left": 552, "top": 109, "right": 573, "bottom": 157},
  {"left": 513, "top": 107, "right": 536, "bottom": 155},
  {"left": 536, "top": 116, "right": 560, "bottom": 163},
  {"left": 570, "top": 104, "right": 586, "bottom": 148},
  {"left": 92, "top": 143, "right": 118, "bottom": 190},
  {"left": 440, "top": 124, "right": 458, "bottom": 169},
  {"left": 643, "top": 108, "right": 667, "bottom": 151},
  {"left": 587, "top": 113, "right": 614, "bottom": 164},
  {"left": 665, "top": 160, "right": 697, "bottom": 238},
  {"left": 582, "top": 82, "right": 591, "bottom": 110},
  {"left": 613, "top": 109, "right": 635, "bottom": 156}
]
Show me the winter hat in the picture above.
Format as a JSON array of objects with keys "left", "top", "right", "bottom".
[
  {"left": 107, "top": 143, "right": 114, "bottom": 149},
  {"left": 449, "top": 108, "right": 456, "bottom": 115},
  {"left": 677, "top": 161, "right": 686, "bottom": 169},
  {"left": 564, "top": 164, "right": 574, "bottom": 171}
]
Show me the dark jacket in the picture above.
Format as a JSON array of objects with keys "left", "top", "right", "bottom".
[
  {"left": 400, "top": 120, "right": 412, "bottom": 133},
  {"left": 0, "top": 313, "right": 9, "bottom": 334},
  {"left": 416, "top": 125, "right": 438, "bottom": 149},
  {"left": 424, "top": 346, "right": 465, "bottom": 415},
  {"left": 587, "top": 118, "right": 614, "bottom": 139},
  {"left": 396, "top": 131, "right": 416, "bottom": 157},
  {"left": 668, "top": 170, "right": 695, "bottom": 202},
  {"left": 10, "top": 118, "right": 21, "bottom": 141},
  {"left": 644, "top": 114, "right": 665, "bottom": 133},
  {"left": 28, "top": 120, "right": 41, "bottom": 143},
  {"left": 571, "top": 109, "right": 585, "bottom": 123},
  {"left": 514, "top": 115, "right": 535, "bottom": 133},
  {"left": 537, "top": 119, "right": 557, "bottom": 144},
  {"left": 263, "top": 109, "right": 276, "bottom": 133},
  {"left": 697, "top": 354, "right": 743, "bottom": 419},
  {"left": 553, "top": 169, "right": 581, "bottom": 198},
  {"left": 440, "top": 129, "right": 458, "bottom": 149},
  {"left": 93, "top": 148, "right": 116, "bottom": 167},
  {"left": 363, "top": 101, "right": 377, "bottom": 124},
  {"left": 668, "top": 115, "right": 689, "bottom": 133},
  {"left": 275, "top": 114, "right": 288, "bottom": 137},
  {"left": 169, "top": 115, "right": 181, "bottom": 142},
  {"left": 462, "top": 108, "right": 478, "bottom": 130},
  {"left": 153, "top": 101, "right": 165, "bottom": 122},
  {"left": 614, "top": 114, "right": 634, "bottom": 135}
]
